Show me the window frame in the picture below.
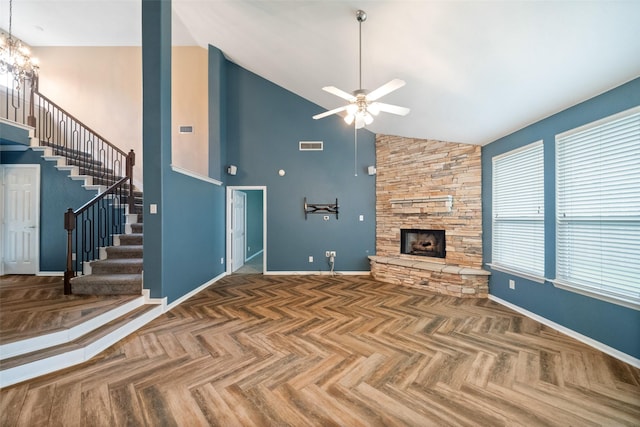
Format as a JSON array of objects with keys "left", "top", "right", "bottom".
[
  {"left": 490, "top": 140, "right": 545, "bottom": 281},
  {"left": 553, "top": 106, "right": 640, "bottom": 310}
]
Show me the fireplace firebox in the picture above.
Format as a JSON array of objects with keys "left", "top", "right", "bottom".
[{"left": 400, "top": 229, "right": 446, "bottom": 258}]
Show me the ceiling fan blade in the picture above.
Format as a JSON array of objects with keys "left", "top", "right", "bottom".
[
  {"left": 366, "top": 79, "right": 406, "bottom": 101},
  {"left": 313, "top": 105, "right": 350, "bottom": 120},
  {"left": 372, "top": 102, "right": 410, "bottom": 116},
  {"left": 322, "top": 86, "right": 356, "bottom": 102}
]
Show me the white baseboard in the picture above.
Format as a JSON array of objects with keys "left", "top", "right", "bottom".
[
  {"left": 165, "top": 271, "right": 227, "bottom": 311},
  {"left": 489, "top": 295, "right": 640, "bottom": 369},
  {"left": 36, "top": 271, "right": 64, "bottom": 276},
  {"left": 246, "top": 250, "right": 264, "bottom": 262}
]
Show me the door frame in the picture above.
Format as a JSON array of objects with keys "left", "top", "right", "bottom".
[
  {"left": 231, "top": 189, "right": 246, "bottom": 272},
  {"left": 1, "top": 164, "right": 41, "bottom": 275},
  {"left": 226, "top": 186, "right": 267, "bottom": 274}
]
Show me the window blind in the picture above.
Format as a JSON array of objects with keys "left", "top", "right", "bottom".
[
  {"left": 492, "top": 141, "right": 545, "bottom": 277},
  {"left": 556, "top": 108, "right": 640, "bottom": 307}
]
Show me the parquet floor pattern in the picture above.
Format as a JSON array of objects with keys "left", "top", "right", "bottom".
[{"left": 2, "top": 274, "right": 639, "bottom": 426}]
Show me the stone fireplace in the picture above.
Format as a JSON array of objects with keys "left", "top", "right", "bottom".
[{"left": 369, "top": 135, "right": 489, "bottom": 298}]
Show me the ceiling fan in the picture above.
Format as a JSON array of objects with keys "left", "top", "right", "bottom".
[{"left": 313, "top": 9, "right": 410, "bottom": 129}]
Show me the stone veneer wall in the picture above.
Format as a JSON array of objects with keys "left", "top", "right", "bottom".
[{"left": 371, "top": 134, "right": 488, "bottom": 297}]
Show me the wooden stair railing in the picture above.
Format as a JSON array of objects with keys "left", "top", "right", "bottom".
[
  {"left": 64, "top": 150, "right": 135, "bottom": 294},
  {"left": 2, "top": 76, "right": 138, "bottom": 294}
]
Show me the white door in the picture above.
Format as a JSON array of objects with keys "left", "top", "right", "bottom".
[
  {"left": 1, "top": 165, "right": 40, "bottom": 274},
  {"left": 232, "top": 190, "right": 246, "bottom": 272}
]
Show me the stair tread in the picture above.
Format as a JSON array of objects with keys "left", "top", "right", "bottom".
[
  {"left": 92, "top": 258, "right": 143, "bottom": 266},
  {"left": 106, "top": 246, "right": 143, "bottom": 258},
  {"left": 70, "top": 273, "right": 142, "bottom": 295},
  {"left": 71, "top": 273, "right": 142, "bottom": 284},
  {"left": 0, "top": 295, "right": 141, "bottom": 346},
  {"left": 0, "top": 304, "right": 161, "bottom": 369},
  {"left": 109, "top": 245, "right": 143, "bottom": 250}
]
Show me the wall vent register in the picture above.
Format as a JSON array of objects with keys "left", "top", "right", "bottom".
[{"left": 299, "top": 141, "right": 323, "bottom": 151}]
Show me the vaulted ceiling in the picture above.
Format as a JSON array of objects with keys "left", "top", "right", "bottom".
[{"left": 2, "top": 0, "right": 639, "bottom": 145}]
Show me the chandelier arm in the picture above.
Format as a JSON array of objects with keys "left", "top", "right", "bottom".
[{"left": 9, "top": 0, "right": 13, "bottom": 37}]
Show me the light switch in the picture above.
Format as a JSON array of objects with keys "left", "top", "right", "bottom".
[
  {"left": 359, "top": 215, "right": 364, "bottom": 221},
  {"left": 150, "top": 204, "right": 157, "bottom": 214}
]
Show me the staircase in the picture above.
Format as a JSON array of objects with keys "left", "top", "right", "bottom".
[
  {"left": 33, "top": 141, "right": 145, "bottom": 296},
  {"left": 0, "top": 87, "right": 165, "bottom": 386},
  {"left": 70, "top": 223, "right": 144, "bottom": 295}
]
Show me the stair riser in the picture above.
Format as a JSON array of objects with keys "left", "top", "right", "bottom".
[
  {"left": 64, "top": 157, "right": 104, "bottom": 168},
  {"left": 72, "top": 281, "right": 142, "bottom": 295},
  {"left": 106, "top": 247, "right": 143, "bottom": 259},
  {"left": 118, "top": 236, "right": 143, "bottom": 245},
  {"left": 91, "top": 263, "right": 142, "bottom": 274}
]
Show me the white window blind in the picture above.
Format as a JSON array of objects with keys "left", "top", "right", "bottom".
[
  {"left": 555, "top": 107, "right": 640, "bottom": 308},
  {"left": 492, "top": 141, "right": 545, "bottom": 278}
]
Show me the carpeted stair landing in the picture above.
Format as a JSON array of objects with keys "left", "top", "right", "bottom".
[{"left": 70, "top": 223, "right": 144, "bottom": 295}]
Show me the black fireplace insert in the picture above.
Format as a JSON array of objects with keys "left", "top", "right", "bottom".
[{"left": 400, "top": 229, "right": 446, "bottom": 258}]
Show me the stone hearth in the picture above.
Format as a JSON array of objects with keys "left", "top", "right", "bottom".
[{"left": 371, "top": 135, "right": 489, "bottom": 298}]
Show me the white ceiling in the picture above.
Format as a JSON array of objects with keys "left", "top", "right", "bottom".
[{"left": 2, "top": 0, "right": 639, "bottom": 145}]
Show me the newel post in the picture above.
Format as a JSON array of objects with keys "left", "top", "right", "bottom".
[
  {"left": 126, "top": 150, "right": 135, "bottom": 214},
  {"left": 27, "top": 75, "right": 38, "bottom": 128},
  {"left": 64, "top": 208, "right": 75, "bottom": 295}
]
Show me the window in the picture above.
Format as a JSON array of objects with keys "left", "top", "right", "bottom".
[
  {"left": 555, "top": 107, "right": 640, "bottom": 309},
  {"left": 491, "top": 141, "right": 545, "bottom": 279}
]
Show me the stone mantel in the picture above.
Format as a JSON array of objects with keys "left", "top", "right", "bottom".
[{"left": 389, "top": 195, "right": 453, "bottom": 214}]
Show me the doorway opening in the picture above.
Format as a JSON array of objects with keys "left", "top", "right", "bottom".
[
  {"left": 226, "top": 186, "right": 266, "bottom": 274},
  {"left": 1, "top": 164, "right": 41, "bottom": 275}
]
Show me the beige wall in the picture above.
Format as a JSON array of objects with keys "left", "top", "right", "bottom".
[
  {"left": 32, "top": 46, "right": 209, "bottom": 188},
  {"left": 171, "top": 46, "right": 208, "bottom": 176}
]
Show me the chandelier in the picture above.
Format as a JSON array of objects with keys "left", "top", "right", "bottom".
[{"left": 0, "top": 0, "right": 39, "bottom": 89}]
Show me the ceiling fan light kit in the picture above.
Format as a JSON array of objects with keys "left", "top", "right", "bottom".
[{"left": 313, "top": 9, "right": 410, "bottom": 129}]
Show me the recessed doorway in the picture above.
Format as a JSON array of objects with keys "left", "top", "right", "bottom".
[{"left": 226, "top": 186, "right": 266, "bottom": 274}]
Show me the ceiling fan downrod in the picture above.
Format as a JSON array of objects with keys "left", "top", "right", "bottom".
[{"left": 356, "top": 10, "right": 366, "bottom": 91}]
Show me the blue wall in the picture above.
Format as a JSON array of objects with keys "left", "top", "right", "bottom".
[
  {"left": 163, "top": 171, "right": 226, "bottom": 303},
  {"left": 222, "top": 60, "right": 376, "bottom": 272},
  {"left": 142, "top": 0, "right": 226, "bottom": 304},
  {"left": 208, "top": 45, "right": 227, "bottom": 182},
  {"left": 0, "top": 121, "right": 30, "bottom": 146},
  {"left": 1, "top": 148, "right": 95, "bottom": 272},
  {"left": 482, "top": 77, "right": 640, "bottom": 359},
  {"left": 141, "top": 0, "right": 172, "bottom": 299}
]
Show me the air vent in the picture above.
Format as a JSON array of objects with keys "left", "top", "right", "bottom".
[
  {"left": 179, "top": 126, "right": 193, "bottom": 134},
  {"left": 299, "top": 141, "right": 323, "bottom": 151}
]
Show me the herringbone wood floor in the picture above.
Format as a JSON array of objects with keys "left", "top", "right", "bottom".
[
  {"left": 1, "top": 274, "right": 639, "bottom": 426},
  {"left": 0, "top": 275, "right": 138, "bottom": 344}
]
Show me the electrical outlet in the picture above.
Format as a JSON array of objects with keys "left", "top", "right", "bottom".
[
  {"left": 325, "top": 251, "right": 330, "bottom": 257},
  {"left": 330, "top": 251, "right": 336, "bottom": 257},
  {"left": 509, "top": 279, "right": 515, "bottom": 289},
  {"left": 309, "top": 256, "right": 313, "bottom": 263}
]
